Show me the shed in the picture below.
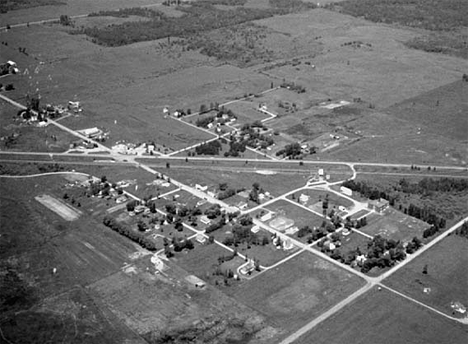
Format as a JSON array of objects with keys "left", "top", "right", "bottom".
[{"left": 185, "top": 275, "right": 206, "bottom": 288}]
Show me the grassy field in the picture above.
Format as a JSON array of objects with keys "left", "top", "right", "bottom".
[
  {"left": 0, "top": 175, "right": 148, "bottom": 342},
  {"left": 385, "top": 80, "right": 468, "bottom": 142},
  {"left": 164, "top": 167, "right": 310, "bottom": 199},
  {"left": 383, "top": 234, "right": 468, "bottom": 318},
  {"left": 291, "top": 189, "right": 355, "bottom": 208},
  {"left": 225, "top": 251, "right": 364, "bottom": 335},
  {"left": 293, "top": 287, "right": 468, "bottom": 344},
  {"left": 266, "top": 199, "right": 326, "bottom": 231},
  {"left": 359, "top": 208, "right": 429, "bottom": 243}
]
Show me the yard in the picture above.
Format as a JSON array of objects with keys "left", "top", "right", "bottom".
[
  {"left": 265, "top": 199, "right": 326, "bottom": 234},
  {"left": 358, "top": 208, "right": 429, "bottom": 243},
  {"left": 383, "top": 234, "right": 468, "bottom": 318},
  {"left": 293, "top": 287, "right": 468, "bottom": 344}
]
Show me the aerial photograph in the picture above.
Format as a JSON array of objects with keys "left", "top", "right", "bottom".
[{"left": 0, "top": 0, "right": 467, "bottom": 343}]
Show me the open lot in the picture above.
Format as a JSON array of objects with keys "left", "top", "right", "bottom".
[
  {"left": 265, "top": 199, "right": 326, "bottom": 233},
  {"left": 384, "top": 234, "right": 468, "bottom": 318},
  {"left": 293, "top": 287, "right": 468, "bottom": 344},
  {"left": 225, "top": 251, "right": 364, "bottom": 336},
  {"left": 359, "top": 208, "right": 429, "bottom": 243}
]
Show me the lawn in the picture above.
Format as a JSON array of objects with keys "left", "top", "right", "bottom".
[
  {"left": 225, "top": 251, "right": 365, "bottom": 333},
  {"left": 291, "top": 189, "right": 355, "bottom": 209},
  {"left": 223, "top": 99, "right": 272, "bottom": 125},
  {"left": 383, "top": 234, "right": 468, "bottom": 318},
  {"left": 265, "top": 199, "right": 326, "bottom": 232},
  {"left": 293, "top": 286, "right": 468, "bottom": 344},
  {"left": 359, "top": 208, "right": 429, "bottom": 243}
]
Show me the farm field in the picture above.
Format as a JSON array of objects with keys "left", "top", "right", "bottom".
[
  {"left": 225, "top": 251, "right": 365, "bottom": 336},
  {"left": 358, "top": 208, "right": 429, "bottom": 243},
  {"left": 383, "top": 234, "right": 468, "bottom": 318},
  {"left": 293, "top": 287, "right": 468, "bottom": 344},
  {"left": 88, "top": 267, "right": 276, "bottom": 343}
]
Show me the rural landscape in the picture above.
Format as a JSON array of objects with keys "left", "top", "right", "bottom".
[{"left": 0, "top": 0, "right": 467, "bottom": 343}]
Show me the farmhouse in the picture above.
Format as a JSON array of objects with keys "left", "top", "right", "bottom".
[
  {"left": 185, "top": 275, "right": 206, "bottom": 288},
  {"left": 368, "top": 198, "right": 389, "bottom": 213}
]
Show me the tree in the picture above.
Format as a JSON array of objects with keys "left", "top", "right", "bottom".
[{"left": 422, "top": 264, "right": 428, "bottom": 274}]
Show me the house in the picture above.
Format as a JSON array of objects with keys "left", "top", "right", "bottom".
[
  {"left": 196, "top": 234, "right": 207, "bottom": 244},
  {"left": 237, "top": 201, "right": 248, "bottom": 210},
  {"left": 285, "top": 226, "right": 299, "bottom": 235},
  {"left": 283, "top": 238, "right": 294, "bottom": 250},
  {"left": 323, "top": 240, "right": 336, "bottom": 251},
  {"left": 251, "top": 225, "right": 260, "bottom": 233},
  {"left": 134, "top": 205, "right": 146, "bottom": 214},
  {"left": 260, "top": 212, "right": 273, "bottom": 222},
  {"left": 116, "top": 195, "right": 127, "bottom": 204},
  {"left": 240, "top": 259, "right": 255, "bottom": 275},
  {"left": 451, "top": 301, "right": 466, "bottom": 314},
  {"left": 185, "top": 275, "right": 206, "bottom": 288},
  {"left": 318, "top": 168, "right": 324, "bottom": 177},
  {"left": 356, "top": 255, "right": 367, "bottom": 266},
  {"left": 299, "top": 194, "right": 309, "bottom": 204},
  {"left": 195, "top": 184, "right": 208, "bottom": 191},
  {"left": 200, "top": 215, "right": 211, "bottom": 225},
  {"left": 368, "top": 198, "right": 389, "bottom": 213}
]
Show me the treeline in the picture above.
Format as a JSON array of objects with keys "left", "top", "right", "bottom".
[
  {"left": 103, "top": 216, "right": 158, "bottom": 251},
  {"left": 454, "top": 221, "right": 468, "bottom": 239},
  {"left": 195, "top": 140, "right": 222, "bottom": 155},
  {"left": 399, "top": 177, "right": 468, "bottom": 194},
  {"left": 327, "top": 0, "right": 468, "bottom": 32},
  {"left": 88, "top": 7, "right": 164, "bottom": 18},
  {"left": 78, "top": 3, "right": 288, "bottom": 46}
]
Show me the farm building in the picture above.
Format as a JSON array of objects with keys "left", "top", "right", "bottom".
[
  {"left": 78, "top": 127, "right": 102, "bottom": 138},
  {"left": 340, "top": 186, "right": 353, "bottom": 196},
  {"left": 368, "top": 198, "right": 389, "bottom": 213},
  {"left": 185, "top": 275, "right": 206, "bottom": 288}
]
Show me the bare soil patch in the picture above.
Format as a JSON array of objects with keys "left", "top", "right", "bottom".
[{"left": 35, "top": 193, "right": 81, "bottom": 220}]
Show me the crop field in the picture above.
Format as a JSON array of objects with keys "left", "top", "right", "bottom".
[
  {"left": 0, "top": 286, "right": 144, "bottom": 344},
  {"left": 384, "top": 234, "right": 468, "bottom": 318},
  {"left": 359, "top": 208, "right": 429, "bottom": 243},
  {"left": 89, "top": 267, "right": 272, "bottom": 342},
  {"left": 225, "top": 251, "right": 364, "bottom": 335},
  {"left": 266, "top": 199, "right": 326, "bottom": 231},
  {"left": 293, "top": 286, "right": 468, "bottom": 344}
]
